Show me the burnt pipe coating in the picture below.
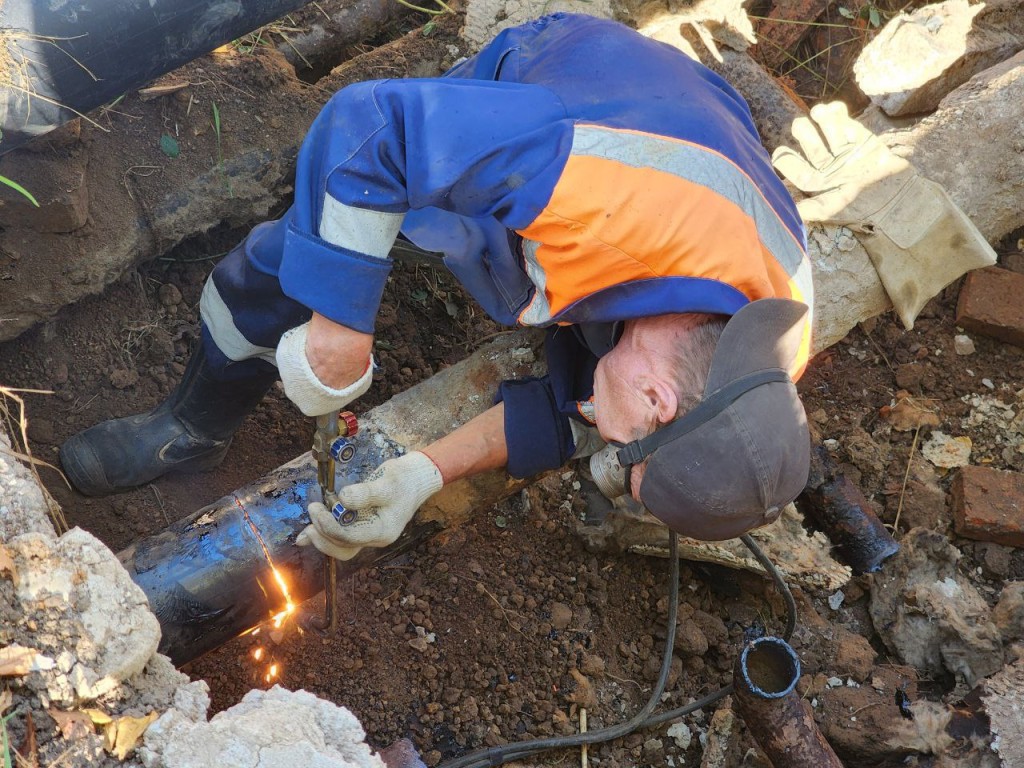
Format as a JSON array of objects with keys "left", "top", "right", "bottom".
[
  {"left": 734, "top": 637, "right": 844, "bottom": 768},
  {"left": 117, "top": 426, "right": 404, "bottom": 666},
  {"left": 800, "top": 442, "right": 899, "bottom": 574},
  {"left": 1, "top": 0, "right": 311, "bottom": 152}
]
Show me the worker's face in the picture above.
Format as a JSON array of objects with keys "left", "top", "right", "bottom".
[{"left": 593, "top": 326, "right": 661, "bottom": 500}]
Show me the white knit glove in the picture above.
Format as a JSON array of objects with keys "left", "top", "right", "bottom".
[
  {"left": 275, "top": 322, "right": 374, "bottom": 417},
  {"left": 296, "top": 451, "right": 444, "bottom": 560},
  {"left": 772, "top": 102, "right": 995, "bottom": 330}
]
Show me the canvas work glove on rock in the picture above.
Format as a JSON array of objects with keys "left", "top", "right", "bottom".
[
  {"left": 772, "top": 102, "right": 995, "bottom": 329},
  {"left": 296, "top": 451, "right": 444, "bottom": 561}
]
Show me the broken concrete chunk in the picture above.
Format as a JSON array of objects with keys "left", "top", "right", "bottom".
[
  {"left": 921, "top": 431, "right": 972, "bottom": 469},
  {"left": 855, "top": 0, "right": 1024, "bottom": 117},
  {"left": 140, "top": 686, "right": 387, "bottom": 768},
  {"left": 869, "top": 528, "right": 1003, "bottom": 687},
  {"left": 5, "top": 529, "right": 160, "bottom": 705},
  {"left": 952, "top": 465, "right": 1024, "bottom": 547},
  {"left": 0, "top": 435, "right": 57, "bottom": 542}
]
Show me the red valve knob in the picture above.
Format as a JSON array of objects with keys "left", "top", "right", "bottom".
[{"left": 339, "top": 410, "right": 359, "bottom": 437}]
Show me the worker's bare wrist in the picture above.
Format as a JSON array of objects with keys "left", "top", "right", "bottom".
[{"left": 306, "top": 313, "right": 374, "bottom": 389}]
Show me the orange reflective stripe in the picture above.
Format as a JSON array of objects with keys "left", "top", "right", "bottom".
[{"left": 518, "top": 153, "right": 784, "bottom": 318}]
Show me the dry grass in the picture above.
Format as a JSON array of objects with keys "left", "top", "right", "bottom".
[{"left": 0, "top": 386, "right": 68, "bottom": 534}]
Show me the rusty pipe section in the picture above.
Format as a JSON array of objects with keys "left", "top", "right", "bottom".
[
  {"left": 733, "top": 636, "right": 843, "bottom": 768},
  {"left": 117, "top": 330, "right": 543, "bottom": 666},
  {"left": 798, "top": 434, "right": 899, "bottom": 575}
]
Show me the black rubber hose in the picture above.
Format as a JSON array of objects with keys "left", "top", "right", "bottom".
[
  {"left": 439, "top": 531, "right": 682, "bottom": 768},
  {"left": 639, "top": 533, "right": 796, "bottom": 729},
  {"left": 438, "top": 531, "right": 797, "bottom": 767},
  {"left": 1, "top": 0, "right": 311, "bottom": 153}
]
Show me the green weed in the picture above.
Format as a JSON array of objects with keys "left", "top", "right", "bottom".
[
  {"left": 0, "top": 175, "right": 38, "bottom": 207},
  {"left": 2, "top": 709, "right": 13, "bottom": 768}
]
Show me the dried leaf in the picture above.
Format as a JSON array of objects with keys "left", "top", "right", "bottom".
[
  {"left": 880, "top": 391, "right": 940, "bottom": 432},
  {"left": 17, "top": 710, "right": 38, "bottom": 768},
  {"left": 0, "top": 689, "right": 12, "bottom": 714},
  {"left": 0, "top": 646, "right": 54, "bottom": 677},
  {"left": 138, "top": 82, "right": 189, "bottom": 101},
  {"left": 102, "top": 712, "right": 158, "bottom": 760},
  {"left": 81, "top": 708, "right": 112, "bottom": 726},
  {"left": 46, "top": 708, "right": 94, "bottom": 741},
  {"left": 0, "top": 546, "right": 16, "bottom": 586}
]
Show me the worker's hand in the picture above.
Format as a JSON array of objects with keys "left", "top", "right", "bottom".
[
  {"left": 296, "top": 452, "right": 444, "bottom": 560},
  {"left": 296, "top": 503, "right": 363, "bottom": 561},
  {"left": 275, "top": 320, "right": 374, "bottom": 417},
  {"left": 772, "top": 102, "right": 995, "bottom": 329}
]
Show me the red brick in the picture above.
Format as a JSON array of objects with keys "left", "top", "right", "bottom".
[
  {"left": 956, "top": 267, "right": 1024, "bottom": 349},
  {"left": 952, "top": 465, "right": 1024, "bottom": 548}
]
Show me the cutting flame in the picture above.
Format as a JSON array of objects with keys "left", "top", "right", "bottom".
[{"left": 235, "top": 495, "right": 297, "bottom": 685}]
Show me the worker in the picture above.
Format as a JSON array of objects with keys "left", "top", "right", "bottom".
[{"left": 58, "top": 13, "right": 814, "bottom": 558}]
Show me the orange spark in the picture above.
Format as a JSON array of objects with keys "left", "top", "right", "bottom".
[{"left": 252, "top": 647, "right": 264, "bottom": 661}]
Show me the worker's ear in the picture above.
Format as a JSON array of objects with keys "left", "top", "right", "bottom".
[{"left": 635, "top": 374, "right": 677, "bottom": 425}]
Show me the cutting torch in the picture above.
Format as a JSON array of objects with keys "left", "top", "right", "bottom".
[{"left": 310, "top": 409, "right": 358, "bottom": 632}]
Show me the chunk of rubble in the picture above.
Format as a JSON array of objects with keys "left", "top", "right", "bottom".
[
  {"left": 854, "top": 0, "right": 1024, "bottom": 117},
  {"left": 921, "top": 431, "right": 972, "bottom": 468},
  {"left": 982, "top": 659, "right": 1024, "bottom": 767},
  {"left": 140, "top": 686, "right": 387, "bottom": 768},
  {"left": 3, "top": 529, "right": 160, "bottom": 706},
  {"left": 0, "top": 435, "right": 56, "bottom": 542},
  {"left": 869, "top": 529, "right": 1003, "bottom": 687}
]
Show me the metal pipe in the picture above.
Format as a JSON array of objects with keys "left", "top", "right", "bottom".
[
  {"left": 733, "top": 636, "right": 844, "bottom": 768},
  {"left": 116, "top": 331, "right": 544, "bottom": 666},
  {"left": 799, "top": 436, "right": 899, "bottom": 574},
  {"left": 1, "top": 0, "right": 312, "bottom": 152}
]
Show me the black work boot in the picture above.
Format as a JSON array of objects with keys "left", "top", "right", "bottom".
[{"left": 59, "top": 344, "right": 277, "bottom": 496}]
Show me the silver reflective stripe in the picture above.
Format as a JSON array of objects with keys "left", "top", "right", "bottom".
[
  {"left": 572, "top": 126, "right": 806, "bottom": 275},
  {"left": 519, "top": 238, "right": 553, "bottom": 325},
  {"left": 200, "top": 279, "right": 278, "bottom": 365},
  {"left": 319, "top": 195, "right": 404, "bottom": 258},
  {"left": 792, "top": 257, "right": 814, "bottom": 307}
]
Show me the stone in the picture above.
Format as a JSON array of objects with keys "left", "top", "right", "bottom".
[
  {"left": 140, "top": 686, "right": 387, "bottom": 768},
  {"left": 951, "top": 465, "right": 1024, "bottom": 547},
  {"left": 993, "top": 582, "right": 1024, "bottom": 643},
  {"left": 889, "top": 457, "right": 949, "bottom": 532},
  {"left": 855, "top": 0, "right": 1024, "bottom": 117},
  {"left": 954, "top": 335, "right": 976, "bottom": 355},
  {"left": 921, "top": 431, "right": 972, "bottom": 468},
  {"left": 956, "top": 267, "right": 1024, "bottom": 349},
  {"left": 832, "top": 627, "right": 877, "bottom": 682},
  {"left": 0, "top": 434, "right": 57, "bottom": 542},
  {"left": 869, "top": 529, "right": 1003, "bottom": 686},
  {"left": 158, "top": 283, "right": 183, "bottom": 307}
]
